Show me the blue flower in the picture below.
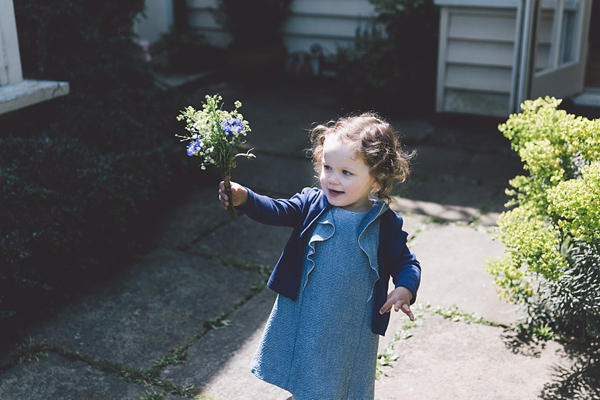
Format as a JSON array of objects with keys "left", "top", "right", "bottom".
[
  {"left": 186, "top": 139, "right": 203, "bottom": 156},
  {"left": 220, "top": 118, "right": 243, "bottom": 137}
]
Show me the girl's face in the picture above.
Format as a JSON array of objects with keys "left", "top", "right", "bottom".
[{"left": 319, "top": 135, "right": 377, "bottom": 212}]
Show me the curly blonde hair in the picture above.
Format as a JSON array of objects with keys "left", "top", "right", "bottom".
[{"left": 310, "top": 112, "right": 415, "bottom": 202}]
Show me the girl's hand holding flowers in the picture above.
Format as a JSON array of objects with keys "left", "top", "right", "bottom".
[
  {"left": 176, "top": 94, "right": 255, "bottom": 218},
  {"left": 219, "top": 180, "right": 248, "bottom": 210}
]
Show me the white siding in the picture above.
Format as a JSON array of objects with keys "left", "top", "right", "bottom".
[
  {"left": 0, "top": 0, "right": 69, "bottom": 114},
  {"left": 0, "top": 0, "right": 23, "bottom": 86},
  {"left": 436, "top": 6, "right": 520, "bottom": 117},
  {"left": 135, "top": 0, "right": 174, "bottom": 43},
  {"left": 446, "top": 40, "right": 514, "bottom": 67},
  {"left": 186, "top": 0, "right": 376, "bottom": 55},
  {"left": 447, "top": 11, "right": 517, "bottom": 42},
  {"left": 445, "top": 64, "right": 513, "bottom": 93}
]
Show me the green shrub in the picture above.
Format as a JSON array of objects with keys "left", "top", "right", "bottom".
[
  {"left": 488, "top": 97, "right": 600, "bottom": 340},
  {"left": 336, "top": 0, "right": 439, "bottom": 116}
]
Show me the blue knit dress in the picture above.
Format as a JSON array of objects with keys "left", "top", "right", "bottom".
[{"left": 250, "top": 201, "right": 387, "bottom": 400}]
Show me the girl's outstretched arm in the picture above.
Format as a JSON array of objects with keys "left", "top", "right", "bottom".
[
  {"left": 219, "top": 181, "right": 248, "bottom": 209},
  {"left": 379, "top": 286, "right": 415, "bottom": 321},
  {"left": 227, "top": 186, "right": 319, "bottom": 228}
]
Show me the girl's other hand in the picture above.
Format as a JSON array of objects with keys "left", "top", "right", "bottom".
[
  {"left": 218, "top": 181, "right": 248, "bottom": 209},
  {"left": 379, "top": 286, "right": 415, "bottom": 321}
]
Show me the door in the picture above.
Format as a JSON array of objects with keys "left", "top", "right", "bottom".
[{"left": 516, "top": 0, "right": 592, "bottom": 108}]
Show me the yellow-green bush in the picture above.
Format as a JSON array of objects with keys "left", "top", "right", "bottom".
[
  {"left": 548, "top": 162, "right": 600, "bottom": 242},
  {"left": 490, "top": 97, "right": 600, "bottom": 339}
]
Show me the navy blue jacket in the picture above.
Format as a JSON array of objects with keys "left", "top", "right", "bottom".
[{"left": 239, "top": 187, "right": 421, "bottom": 336}]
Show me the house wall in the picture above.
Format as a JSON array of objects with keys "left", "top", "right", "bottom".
[
  {"left": 0, "top": 0, "right": 69, "bottom": 115},
  {"left": 435, "top": 3, "right": 521, "bottom": 117},
  {"left": 0, "top": 0, "right": 24, "bottom": 86},
  {"left": 186, "top": 0, "right": 376, "bottom": 57},
  {"left": 434, "top": 0, "right": 565, "bottom": 117}
]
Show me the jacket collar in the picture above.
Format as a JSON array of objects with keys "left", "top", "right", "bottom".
[
  {"left": 299, "top": 190, "right": 393, "bottom": 238},
  {"left": 300, "top": 189, "right": 331, "bottom": 238}
]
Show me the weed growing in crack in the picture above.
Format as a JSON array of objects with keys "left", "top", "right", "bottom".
[
  {"left": 430, "top": 304, "right": 505, "bottom": 327},
  {"left": 152, "top": 346, "right": 188, "bottom": 371},
  {"left": 376, "top": 348, "right": 399, "bottom": 374},
  {"left": 140, "top": 389, "right": 166, "bottom": 400},
  {"left": 10, "top": 337, "right": 199, "bottom": 397},
  {"left": 14, "top": 337, "right": 49, "bottom": 363},
  {"left": 204, "top": 318, "right": 232, "bottom": 331},
  {"left": 159, "top": 380, "right": 197, "bottom": 397}
]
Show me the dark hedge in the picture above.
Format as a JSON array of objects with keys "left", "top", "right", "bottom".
[{"left": 0, "top": 0, "right": 202, "bottom": 339}]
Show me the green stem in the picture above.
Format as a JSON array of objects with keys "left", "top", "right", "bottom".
[{"left": 223, "top": 173, "right": 237, "bottom": 219}]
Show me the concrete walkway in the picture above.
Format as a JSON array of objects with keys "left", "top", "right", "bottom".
[{"left": 0, "top": 81, "right": 585, "bottom": 399}]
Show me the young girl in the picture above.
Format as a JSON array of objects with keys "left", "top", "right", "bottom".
[{"left": 218, "top": 112, "right": 421, "bottom": 400}]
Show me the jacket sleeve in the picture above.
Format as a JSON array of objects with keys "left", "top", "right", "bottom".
[
  {"left": 386, "top": 213, "right": 421, "bottom": 304},
  {"left": 391, "top": 243, "right": 421, "bottom": 304},
  {"left": 237, "top": 187, "right": 313, "bottom": 228}
]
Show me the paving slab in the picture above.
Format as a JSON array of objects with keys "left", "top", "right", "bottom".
[
  {"left": 398, "top": 146, "right": 520, "bottom": 217},
  {"left": 25, "top": 248, "right": 263, "bottom": 370},
  {"left": 408, "top": 223, "right": 522, "bottom": 326},
  {"left": 375, "top": 314, "right": 570, "bottom": 400},
  {"left": 402, "top": 179, "right": 501, "bottom": 216},
  {"left": 151, "top": 186, "right": 230, "bottom": 250},
  {"left": 392, "top": 197, "right": 494, "bottom": 225},
  {"left": 408, "top": 146, "right": 473, "bottom": 181},
  {"left": 390, "top": 118, "right": 436, "bottom": 144},
  {"left": 189, "top": 213, "right": 292, "bottom": 268},
  {"left": 0, "top": 353, "right": 147, "bottom": 400},
  {"left": 165, "top": 288, "right": 290, "bottom": 400},
  {"left": 422, "top": 119, "right": 514, "bottom": 156},
  {"left": 221, "top": 84, "right": 343, "bottom": 155}
]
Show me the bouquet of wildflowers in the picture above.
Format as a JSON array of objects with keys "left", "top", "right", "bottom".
[{"left": 176, "top": 94, "right": 255, "bottom": 219}]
